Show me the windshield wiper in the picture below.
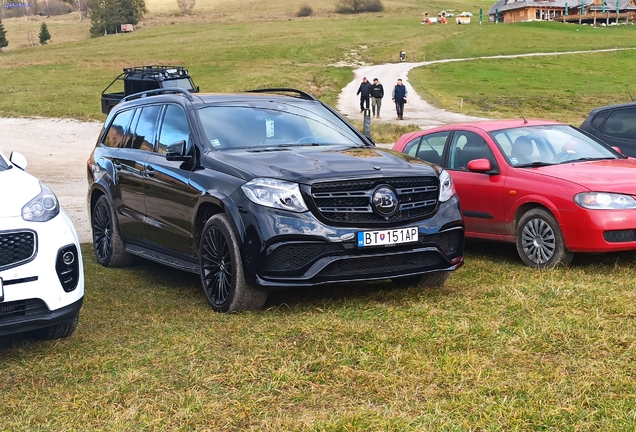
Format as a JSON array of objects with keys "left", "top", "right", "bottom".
[
  {"left": 515, "top": 161, "right": 556, "bottom": 168},
  {"left": 278, "top": 143, "right": 322, "bottom": 147},
  {"left": 559, "top": 157, "right": 614, "bottom": 164}
]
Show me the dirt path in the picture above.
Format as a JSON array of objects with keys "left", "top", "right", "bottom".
[
  {"left": 0, "top": 117, "right": 102, "bottom": 243},
  {"left": 2, "top": 48, "right": 631, "bottom": 243}
]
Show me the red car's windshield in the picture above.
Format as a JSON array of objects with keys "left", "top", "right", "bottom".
[{"left": 490, "top": 125, "right": 620, "bottom": 167}]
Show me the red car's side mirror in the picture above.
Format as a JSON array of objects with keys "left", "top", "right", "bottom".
[
  {"left": 612, "top": 146, "right": 622, "bottom": 154},
  {"left": 467, "top": 158, "right": 491, "bottom": 172}
]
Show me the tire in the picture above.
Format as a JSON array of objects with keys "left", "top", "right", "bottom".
[
  {"left": 91, "top": 195, "right": 134, "bottom": 267},
  {"left": 39, "top": 312, "right": 79, "bottom": 340},
  {"left": 392, "top": 271, "right": 450, "bottom": 288},
  {"left": 516, "top": 208, "right": 574, "bottom": 269},
  {"left": 199, "top": 214, "right": 268, "bottom": 313}
]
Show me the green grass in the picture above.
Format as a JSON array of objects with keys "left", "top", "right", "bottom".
[
  {"left": 1, "top": 244, "right": 635, "bottom": 429},
  {"left": 409, "top": 47, "right": 636, "bottom": 124},
  {"left": 1, "top": 13, "right": 636, "bottom": 126}
]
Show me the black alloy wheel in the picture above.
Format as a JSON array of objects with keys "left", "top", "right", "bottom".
[
  {"left": 91, "top": 195, "right": 134, "bottom": 267},
  {"left": 199, "top": 214, "right": 267, "bottom": 313}
]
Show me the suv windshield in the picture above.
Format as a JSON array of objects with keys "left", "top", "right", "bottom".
[
  {"left": 198, "top": 102, "right": 365, "bottom": 150},
  {"left": 490, "top": 124, "right": 620, "bottom": 167}
]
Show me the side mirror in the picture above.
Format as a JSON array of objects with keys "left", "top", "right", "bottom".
[
  {"left": 9, "top": 151, "right": 28, "bottom": 171},
  {"left": 467, "top": 158, "right": 496, "bottom": 173},
  {"left": 612, "top": 146, "right": 622, "bottom": 154},
  {"left": 166, "top": 140, "right": 191, "bottom": 162}
]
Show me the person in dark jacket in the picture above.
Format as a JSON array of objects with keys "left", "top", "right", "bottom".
[
  {"left": 370, "top": 78, "right": 384, "bottom": 119},
  {"left": 356, "top": 77, "right": 372, "bottom": 113},
  {"left": 391, "top": 78, "right": 408, "bottom": 120}
]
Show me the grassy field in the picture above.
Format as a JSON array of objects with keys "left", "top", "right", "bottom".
[
  {"left": 1, "top": 6, "right": 635, "bottom": 127},
  {"left": 1, "top": 245, "right": 635, "bottom": 429},
  {"left": 2, "top": 2, "right": 636, "bottom": 429}
]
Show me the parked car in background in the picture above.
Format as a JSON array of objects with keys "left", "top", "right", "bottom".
[
  {"left": 393, "top": 119, "right": 636, "bottom": 268},
  {"left": 0, "top": 150, "right": 84, "bottom": 339},
  {"left": 87, "top": 88, "right": 465, "bottom": 313},
  {"left": 580, "top": 101, "right": 636, "bottom": 157}
]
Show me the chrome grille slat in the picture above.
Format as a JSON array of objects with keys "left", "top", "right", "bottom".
[{"left": 310, "top": 177, "right": 439, "bottom": 223}]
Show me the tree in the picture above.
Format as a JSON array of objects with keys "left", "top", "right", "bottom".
[
  {"left": 89, "top": 0, "right": 146, "bottom": 37},
  {"left": 39, "top": 22, "right": 51, "bottom": 45},
  {"left": 0, "top": 19, "right": 8, "bottom": 52}
]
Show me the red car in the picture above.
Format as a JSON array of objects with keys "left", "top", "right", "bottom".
[{"left": 393, "top": 119, "right": 636, "bottom": 268}]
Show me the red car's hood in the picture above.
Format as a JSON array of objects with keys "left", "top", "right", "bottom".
[{"left": 530, "top": 158, "right": 636, "bottom": 194}]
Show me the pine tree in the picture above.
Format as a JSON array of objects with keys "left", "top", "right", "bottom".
[
  {"left": 39, "top": 22, "right": 51, "bottom": 45},
  {"left": 0, "top": 20, "right": 8, "bottom": 52}
]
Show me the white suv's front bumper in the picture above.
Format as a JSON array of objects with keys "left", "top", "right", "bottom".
[{"left": 0, "top": 209, "right": 84, "bottom": 336}]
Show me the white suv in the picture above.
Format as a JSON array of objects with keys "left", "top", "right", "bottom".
[{"left": 0, "top": 150, "right": 84, "bottom": 340}]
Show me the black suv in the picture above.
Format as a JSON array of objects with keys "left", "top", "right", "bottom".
[
  {"left": 87, "top": 88, "right": 464, "bottom": 312},
  {"left": 580, "top": 102, "right": 636, "bottom": 157}
]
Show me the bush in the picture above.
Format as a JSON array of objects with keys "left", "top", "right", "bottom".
[
  {"left": 335, "top": 0, "right": 383, "bottom": 14},
  {"left": 36, "top": 0, "right": 73, "bottom": 16},
  {"left": 365, "top": 0, "right": 383, "bottom": 12},
  {"left": 297, "top": 5, "right": 313, "bottom": 17}
]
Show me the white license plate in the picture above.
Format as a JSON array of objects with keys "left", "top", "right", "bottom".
[{"left": 357, "top": 227, "right": 419, "bottom": 247}]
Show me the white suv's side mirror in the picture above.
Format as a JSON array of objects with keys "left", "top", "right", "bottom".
[{"left": 9, "top": 151, "right": 28, "bottom": 171}]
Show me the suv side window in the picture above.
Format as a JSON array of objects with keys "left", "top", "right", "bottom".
[
  {"left": 600, "top": 108, "right": 636, "bottom": 140},
  {"left": 130, "top": 105, "right": 161, "bottom": 152},
  {"left": 157, "top": 105, "right": 191, "bottom": 154},
  {"left": 103, "top": 109, "right": 134, "bottom": 148}
]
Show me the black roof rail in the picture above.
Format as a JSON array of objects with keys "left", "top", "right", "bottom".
[
  {"left": 121, "top": 88, "right": 195, "bottom": 104},
  {"left": 245, "top": 88, "right": 317, "bottom": 101},
  {"left": 123, "top": 65, "right": 189, "bottom": 76}
]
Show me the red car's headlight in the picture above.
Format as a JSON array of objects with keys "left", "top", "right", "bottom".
[{"left": 574, "top": 192, "right": 636, "bottom": 210}]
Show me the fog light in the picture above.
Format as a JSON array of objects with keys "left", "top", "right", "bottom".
[{"left": 62, "top": 251, "right": 75, "bottom": 265}]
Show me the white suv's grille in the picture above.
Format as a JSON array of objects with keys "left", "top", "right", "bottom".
[{"left": 0, "top": 230, "right": 37, "bottom": 270}]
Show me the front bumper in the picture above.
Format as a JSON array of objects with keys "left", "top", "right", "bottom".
[
  {"left": 240, "top": 196, "right": 464, "bottom": 288},
  {"left": 560, "top": 207, "right": 636, "bottom": 253},
  {"left": 0, "top": 210, "right": 84, "bottom": 335}
]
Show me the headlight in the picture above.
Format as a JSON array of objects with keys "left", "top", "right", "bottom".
[
  {"left": 241, "top": 178, "right": 308, "bottom": 212},
  {"left": 22, "top": 182, "right": 60, "bottom": 222},
  {"left": 574, "top": 192, "right": 636, "bottom": 210},
  {"left": 438, "top": 169, "right": 456, "bottom": 203}
]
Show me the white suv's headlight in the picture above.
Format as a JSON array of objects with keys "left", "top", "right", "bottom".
[
  {"left": 242, "top": 178, "right": 308, "bottom": 212},
  {"left": 574, "top": 192, "right": 636, "bottom": 210},
  {"left": 438, "top": 169, "right": 456, "bottom": 203},
  {"left": 22, "top": 182, "right": 60, "bottom": 222}
]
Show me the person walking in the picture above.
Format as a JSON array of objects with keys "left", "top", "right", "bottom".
[
  {"left": 356, "top": 77, "right": 372, "bottom": 113},
  {"left": 392, "top": 78, "right": 408, "bottom": 120},
  {"left": 369, "top": 78, "right": 384, "bottom": 119}
]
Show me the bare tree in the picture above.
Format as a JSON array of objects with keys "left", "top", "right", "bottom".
[{"left": 176, "top": 0, "right": 194, "bottom": 14}]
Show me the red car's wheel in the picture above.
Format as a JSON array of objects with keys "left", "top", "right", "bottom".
[{"left": 516, "top": 208, "right": 574, "bottom": 269}]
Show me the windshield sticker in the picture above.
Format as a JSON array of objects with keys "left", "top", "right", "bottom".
[
  {"left": 266, "top": 119, "right": 275, "bottom": 138},
  {"left": 510, "top": 157, "right": 518, "bottom": 164},
  {"left": 210, "top": 139, "right": 221, "bottom": 147}
]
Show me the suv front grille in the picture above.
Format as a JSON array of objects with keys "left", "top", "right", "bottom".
[
  {"left": 0, "top": 231, "right": 37, "bottom": 270},
  {"left": 310, "top": 177, "right": 438, "bottom": 224}
]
